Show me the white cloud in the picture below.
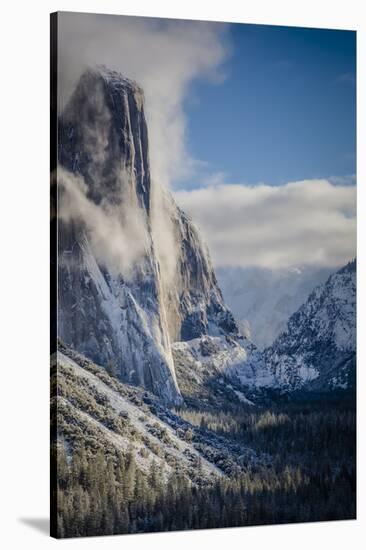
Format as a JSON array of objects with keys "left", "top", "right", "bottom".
[
  {"left": 58, "top": 167, "right": 149, "bottom": 279},
  {"left": 58, "top": 12, "right": 229, "bottom": 189},
  {"left": 200, "top": 171, "right": 229, "bottom": 187},
  {"left": 174, "top": 179, "right": 356, "bottom": 269}
]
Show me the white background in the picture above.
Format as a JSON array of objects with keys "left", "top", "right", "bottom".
[{"left": 0, "top": 1, "right": 364, "bottom": 548}]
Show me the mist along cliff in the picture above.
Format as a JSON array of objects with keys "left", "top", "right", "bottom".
[{"left": 56, "top": 67, "right": 246, "bottom": 405}]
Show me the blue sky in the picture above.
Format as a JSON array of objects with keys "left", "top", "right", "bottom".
[
  {"left": 179, "top": 23, "right": 356, "bottom": 189},
  {"left": 59, "top": 13, "right": 356, "bottom": 269}
]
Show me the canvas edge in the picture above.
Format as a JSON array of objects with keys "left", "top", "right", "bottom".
[{"left": 50, "top": 10, "right": 59, "bottom": 540}]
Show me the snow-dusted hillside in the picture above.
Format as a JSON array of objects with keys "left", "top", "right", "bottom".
[
  {"left": 52, "top": 343, "right": 266, "bottom": 484},
  {"left": 216, "top": 265, "right": 333, "bottom": 349},
  {"left": 172, "top": 335, "right": 276, "bottom": 409},
  {"left": 183, "top": 260, "right": 357, "bottom": 399},
  {"left": 264, "top": 260, "right": 356, "bottom": 391}
]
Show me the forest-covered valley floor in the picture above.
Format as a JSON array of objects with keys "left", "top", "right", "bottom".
[{"left": 53, "top": 390, "right": 356, "bottom": 538}]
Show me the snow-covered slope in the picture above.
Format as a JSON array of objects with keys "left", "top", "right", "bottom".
[
  {"left": 264, "top": 260, "right": 356, "bottom": 391},
  {"left": 56, "top": 67, "right": 247, "bottom": 405},
  {"left": 216, "top": 266, "right": 333, "bottom": 349},
  {"left": 171, "top": 334, "right": 277, "bottom": 409},
  {"left": 52, "top": 344, "right": 265, "bottom": 483},
  {"left": 188, "top": 260, "right": 357, "bottom": 399}
]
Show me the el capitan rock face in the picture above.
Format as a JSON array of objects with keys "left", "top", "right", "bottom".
[
  {"left": 57, "top": 68, "right": 181, "bottom": 405},
  {"left": 56, "top": 67, "right": 246, "bottom": 404}
]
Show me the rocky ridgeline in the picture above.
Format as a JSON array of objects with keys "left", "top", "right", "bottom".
[{"left": 263, "top": 260, "right": 356, "bottom": 392}]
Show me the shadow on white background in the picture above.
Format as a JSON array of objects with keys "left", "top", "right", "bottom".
[{"left": 18, "top": 518, "right": 49, "bottom": 536}]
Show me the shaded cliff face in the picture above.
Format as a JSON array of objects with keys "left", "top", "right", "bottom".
[
  {"left": 264, "top": 260, "right": 356, "bottom": 391},
  {"left": 56, "top": 67, "right": 243, "bottom": 404},
  {"left": 156, "top": 190, "right": 241, "bottom": 344},
  {"left": 59, "top": 69, "right": 150, "bottom": 211}
]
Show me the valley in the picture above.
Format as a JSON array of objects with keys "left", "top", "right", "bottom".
[{"left": 52, "top": 66, "right": 356, "bottom": 538}]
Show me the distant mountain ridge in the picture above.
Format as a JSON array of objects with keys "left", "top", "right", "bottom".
[
  {"left": 202, "top": 260, "right": 357, "bottom": 400},
  {"left": 264, "top": 259, "right": 356, "bottom": 392},
  {"left": 216, "top": 265, "right": 334, "bottom": 349}
]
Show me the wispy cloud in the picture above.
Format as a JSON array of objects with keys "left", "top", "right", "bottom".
[
  {"left": 174, "top": 179, "right": 356, "bottom": 270},
  {"left": 58, "top": 13, "right": 230, "bottom": 189},
  {"left": 200, "top": 171, "right": 229, "bottom": 187},
  {"left": 58, "top": 167, "right": 149, "bottom": 279}
]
